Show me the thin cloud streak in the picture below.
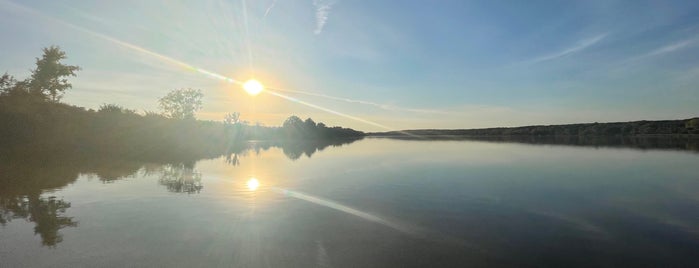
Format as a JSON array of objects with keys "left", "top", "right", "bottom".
[
  {"left": 270, "top": 87, "right": 452, "bottom": 114},
  {"left": 264, "top": 0, "right": 277, "bottom": 18},
  {"left": 613, "top": 38, "right": 696, "bottom": 68},
  {"left": 644, "top": 39, "right": 695, "bottom": 58},
  {"left": 313, "top": 0, "right": 334, "bottom": 34},
  {"left": 527, "top": 33, "right": 608, "bottom": 64}
]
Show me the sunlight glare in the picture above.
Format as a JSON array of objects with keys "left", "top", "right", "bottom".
[
  {"left": 246, "top": 177, "right": 260, "bottom": 191},
  {"left": 243, "top": 79, "right": 264, "bottom": 96}
]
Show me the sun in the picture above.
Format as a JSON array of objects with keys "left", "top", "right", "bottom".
[
  {"left": 243, "top": 79, "right": 264, "bottom": 96},
  {"left": 246, "top": 177, "right": 260, "bottom": 191}
]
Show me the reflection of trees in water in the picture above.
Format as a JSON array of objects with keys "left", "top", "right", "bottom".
[
  {"left": 0, "top": 155, "right": 83, "bottom": 247},
  {"left": 280, "top": 139, "right": 361, "bottom": 160},
  {"left": 225, "top": 153, "right": 240, "bottom": 166},
  {"left": 0, "top": 194, "right": 77, "bottom": 247},
  {"left": 224, "top": 138, "right": 363, "bottom": 164},
  {"left": 378, "top": 135, "right": 699, "bottom": 152},
  {"left": 0, "top": 138, "right": 362, "bottom": 246},
  {"left": 157, "top": 163, "right": 203, "bottom": 194},
  {"left": 88, "top": 161, "right": 143, "bottom": 183}
]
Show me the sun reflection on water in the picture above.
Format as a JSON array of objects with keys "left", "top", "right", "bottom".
[{"left": 246, "top": 178, "right": 260, "bottom": 191}]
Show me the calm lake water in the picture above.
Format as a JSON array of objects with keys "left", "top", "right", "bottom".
[{"left": 2, "top": 138, "right": 699, "bottom": 267}]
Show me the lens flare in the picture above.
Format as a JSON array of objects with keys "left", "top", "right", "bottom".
[
  {"left": 243, "top": 79, "right": 264, "bottom": 96},
  {"left": 272, "top": 187, "right": 415, "bottom": 234}
]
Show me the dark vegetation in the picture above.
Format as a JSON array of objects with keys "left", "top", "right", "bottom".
[
  {"left": 0, "top": 46, "right": 364, "bottom": 161},
  {"left": 374, "top": 135, "right": 699, "bottom": 152},
  {"left": 372, "top": 120, "right": 699, "bottom": 152},
  {"left": 373, "top": 119, "right": 699, "bottom": 137}
]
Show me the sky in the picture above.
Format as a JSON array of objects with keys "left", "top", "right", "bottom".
[{"left": 1, "top": 0, "right": 698, "bottom": 131}]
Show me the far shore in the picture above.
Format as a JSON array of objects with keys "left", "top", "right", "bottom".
[{"left": 369, "top": 118, "right": 699, "bottom": 137}]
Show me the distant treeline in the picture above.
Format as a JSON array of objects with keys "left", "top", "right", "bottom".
[
  {"left": 373, "top": 118, "right": 699, "bottom": 137},
  {"left": 0, "top": 46, "right": 364, "bottom": 160},
  {"left": 0, "top": 98, "right": 364, "bottom": 160}
]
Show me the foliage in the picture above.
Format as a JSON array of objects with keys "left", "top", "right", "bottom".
[
  {"left": 376, "top": 119, "right": 699, "bottom": 137},
  {"left": 283, "top": 115, "right": 304, "bottom": 128},
  {"left": 158, "top": 88, "right": 203, "bottom": 120},
  {"left": 27, "top": 46, "right": 80, "bottom": 102},
  {"left": 281, "top": 115, "right": 364, "bottom": 139},
  {"left": 224, "top": 112, "right": 240, "bottom": 125},
  {"left": 0, "top": 73, "right": 17, "bottom": 96},
  {"left": 98, "top": 103, "right": 136, "bottom": 115},
  {"left": 686, "top": 118, "right": 699, "bottom": 130}
]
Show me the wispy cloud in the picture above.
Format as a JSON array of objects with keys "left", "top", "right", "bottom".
[
  {"left": 263, "top": 0, "right": 277, "bottom": 18},
  {"left": 527, "top": 33, "right": 608, "bottom": 64},
  {"left": 271, "top": 87, "right": 452, "bottom": 114},
  {"left": 643, "top": 39, "right": 695, "bottom": 58},
  {"left": 313, "top": 0, "right": 335, "bottom": 34},
  {"left": 615, "top": 38, "right": 697, "bottom": 67}
]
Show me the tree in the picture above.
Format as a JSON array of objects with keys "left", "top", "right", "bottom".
[
  {"left": 28, "top": 46, "right": 80, "bottom": 102},
  {"left": 158, "top": 88, "right": 203, "bottom": 120},
  {"left": 282, "top": 115, "right": 303, "bottom": 129},
  {"left": 687, "top": 118, "right": 699, "bottom": 131},
  {"left": 304, "top": 118, "right": 317, "bottom": 130},
  {"left": 98, "top": 103, "right": 136, "bottom": 114},
  {"left": 224, "top": 112, "right": 240, "bottom": 125},
  {"left": 0, "top": 73, "right": 17, "bottom": 96}
]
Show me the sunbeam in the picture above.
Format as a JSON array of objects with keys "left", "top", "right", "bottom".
[
  {"left": 264, "top": 89, "right": 396, "bottom": 131},
  {"left": 273, "top": 187, "right": 417, "bottom": 235},
  {"left": 7, "top": 1, "right": 419, "bottom": 133}
]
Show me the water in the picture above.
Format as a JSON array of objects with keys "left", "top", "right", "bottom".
[{"left": 1, "top": 138, "right": 699, "bottom": 267}]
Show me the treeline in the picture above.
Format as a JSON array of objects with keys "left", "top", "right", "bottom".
[
  {"left": 0, "top": 99, "right": 230, "bottom": 160},
  {"left": 0, "top": 46, "right": 364, "bottom": 160},
  {"left": 374, "top": 118, "right": 699, "bottom": 137},
  {"left": 0, "top": 96, "right": 364, "bottom": 160}
]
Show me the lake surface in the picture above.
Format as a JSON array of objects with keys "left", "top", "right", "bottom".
[{"left": 2, "top": 138, "right": 699, "bottom": 267}]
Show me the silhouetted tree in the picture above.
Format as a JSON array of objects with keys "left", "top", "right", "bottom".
[
  {"left": 282, "top": 115, "right": 304, "bottom": 138},
  {"left": 686, "top": 118, "right": 699, "bottom": 131},
  {"left": 0, "top": 73, "right": 17, "bottom": 97},
  {"left": 158, "top": 88, "right": 203, "bottom": 120},
  {"left": 98, "top": 103, "right": 136, "bottom": 114},
  {"left": 224, "top": 112, "right": 240, "bottom": 125},
  {"left": 283, "top": 115, "right": 303, "bottom": 128},
  {"left": 27, "top": 46, "right": 80, "bottom": 102},
  {"left": 304, "top": 118, "right": 317, "bottom": 131}
]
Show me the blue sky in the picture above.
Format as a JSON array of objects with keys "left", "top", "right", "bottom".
[{"left": 1, "top": 0, "right": 698, "bottom": 131}]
